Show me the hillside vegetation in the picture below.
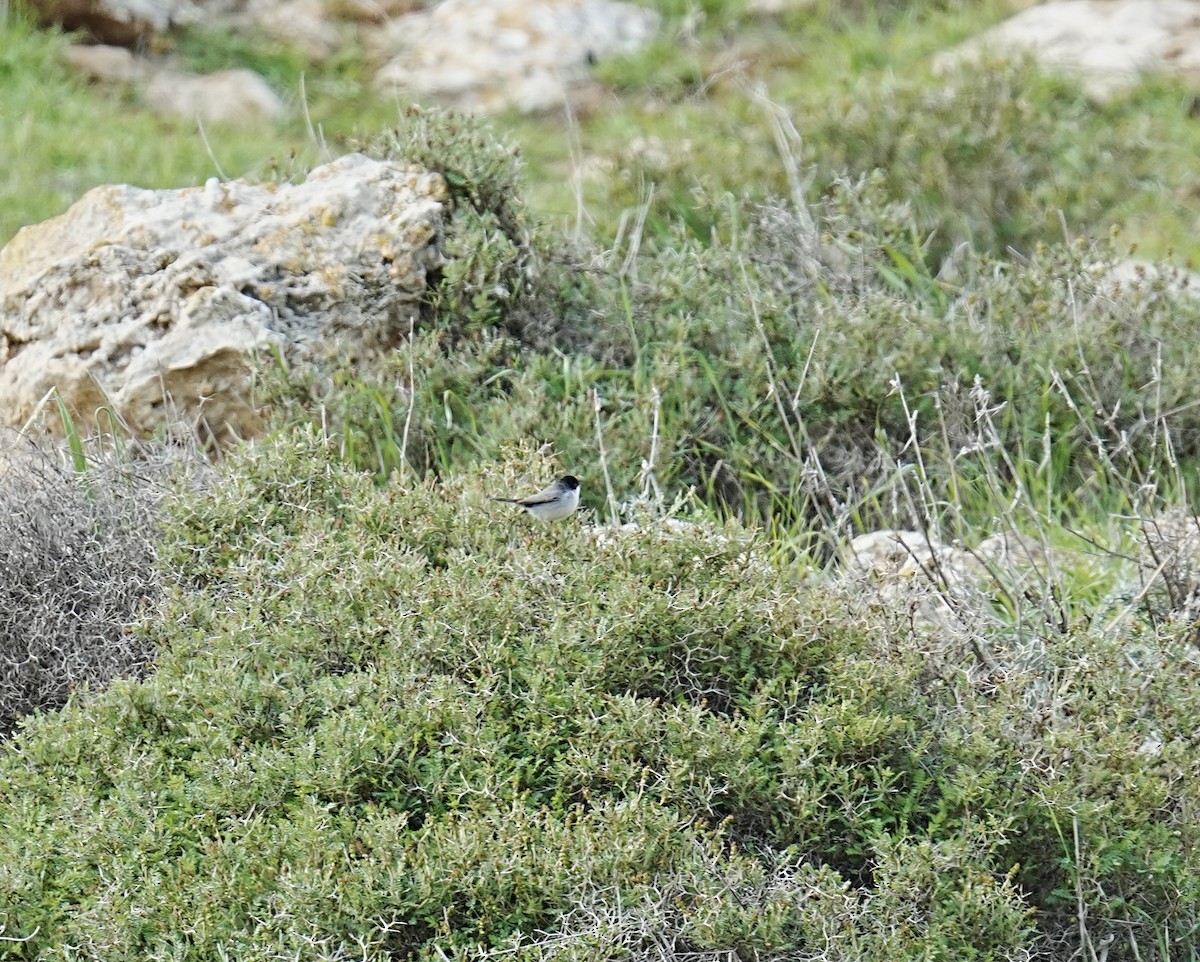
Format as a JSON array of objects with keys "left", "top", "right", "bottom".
[
  {"left": 3, "top": 434, "right": 1199, "bottom": 961},
  {"left": 3, "top": 1, "right": 1200, "bottom": 959}
]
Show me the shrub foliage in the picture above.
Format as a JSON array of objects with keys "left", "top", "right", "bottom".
[
  {"left": 0, "top": 439, "right": 163, "bottom": 737},
  {"left": 0, "top": 435, "right": 1197, "bottom": 959},
  {"left": 266, "top": 141, "right": 1200, "bottom": 540}
]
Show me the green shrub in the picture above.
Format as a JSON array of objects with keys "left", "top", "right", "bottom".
[
  {"left": 4, "top": 17, "right": 1200, "bottom": 961},
  {"left": 361, "top": 109, "right": 600, "bottom": 350},
  {"left": 265, "top": 153, "right": 1200, "bottom": 543},
  {"left": 799, "top": 61, "right": 1149, "bottom": 262},
  {"left": 582, "top": 26, "right": 1176, "bottom": 262},
  {"left": 1, "top": 433, "right": 1197, "bottom": 959}
]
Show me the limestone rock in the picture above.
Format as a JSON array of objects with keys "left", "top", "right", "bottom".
[
  {"left": 324, "top": 0, "right": 421, "bottom": 21},
  {"left": 33, "top": 0, "right": 365, "bottom": 53},
  {"left": 840, "top": 527, "right": 1057, "bottom": 632},
  {"left": 236, "top": 0, "right": 346, "bottom": 61},
  {"left": 0, "top": 153, "right": 449, "bottom": 444},
  {"left": 844, "top": 529, "right": 985, "bottom": 591},
  {"left": 1135, "top": 507, "right": 1200, "bottom": 617},
  {"left": 62, "top": 43, "right": 149, "bottom": 83},
  {"left": 143, "top": 68, "right": 285, "bottom": 126},
  {"left": 373, "top": 0, "right": 660, "bottom": 113},
  {"left": 744, "top": 0, "right": 814, "bottom": 13},
  {"left": 935, "top": 0, "right": 1200, "bottom": 101},
  {"left": 1088, "top": 258, "right": 1200, "bottom": 300},
  {"left": 60, "top": 44, "right": 283, "bottom": 127}
]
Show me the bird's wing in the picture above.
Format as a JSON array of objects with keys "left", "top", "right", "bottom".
[{"left": 518, "top": 493, "right": 558, "bottom": 506}]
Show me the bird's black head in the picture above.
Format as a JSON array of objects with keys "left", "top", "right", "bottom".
[{"left": 559, "top": 475, "right": 581, "bottom": 490}]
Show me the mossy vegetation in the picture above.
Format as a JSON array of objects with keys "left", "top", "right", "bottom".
[{"left": 3, "top": 1, "right": 1200, "bottom": 959}]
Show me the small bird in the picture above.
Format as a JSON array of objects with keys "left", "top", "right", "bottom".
[{"left": 492, "top": 475, "right": 581, "bottom": 521}]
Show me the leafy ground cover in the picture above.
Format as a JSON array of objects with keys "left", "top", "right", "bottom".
[{"left": 2, "top": 434, "right": 1198, "bottom": 960}]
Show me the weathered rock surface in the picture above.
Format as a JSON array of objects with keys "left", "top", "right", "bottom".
[
  {"left": 36, "top": 0, "right": 365, "bottom": 56},
  {"left": 143, "top": 67, "right": 285, "bottom": 126},
  {"left": 236, "top": 0, "right": 346, "bottom": 60},
  {"left": 62, "top": 43, "right": 148, "bottom": 83},
  {"left": 324, "top": 0, "right": 420, "bottom": 20},
  {"left": 1091, "top": 259, "right": 1200, "bottom": 299},
  {"left": 54, "top": 0, "right": 659, "bottom": 117},
  {"left": 841, "top": 527, "right": 1051, "bottom": 631},
  {"left": 1135, "top": 507, "right": 1200, "bottom": 618},
  {"left": 0, "top": 153, "right": 448, "bottom": 443},
  {"left": 64, "top": 44, "right": 284, "bottom": 127},
  {"left": 936, "top": 0, "right": 1200, "bottom": 100},
  {"left": 373, "top": 0, "right": 660, "bottom": 113}
]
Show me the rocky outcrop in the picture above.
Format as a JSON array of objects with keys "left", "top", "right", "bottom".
[
  {"left": 0, "top": 153, "right": 448, "bottom": 443},
  {"left": 1134, "top": 508, "right": 1200, "bottom": 619},
  {"left": 237, "top": 0, "right": 346, "bottom": 60},
  {"left": 936, "top": 0, "right": 1200, "bottom": 100},
  {"left": 38, "top": 0, "right": 347, "bottom": 57},
  {"left": 62, "top": 43, "right": 147, "bottom": 83},
  {"left": 52, "top": 0, "right": 661, "bottom": 117},
  {"left": 373, "top": 0, "right": 660, "bottom": 113}
]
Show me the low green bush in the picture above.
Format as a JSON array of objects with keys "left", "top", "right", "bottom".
[
  {"left": 361, "top": 110, "right": 600, "bottom": 351},
  {"left": 0, "top": 433, "right": 1196, "bottom": 959},
  {"left": 266, "top": 125, "right": 1200, "bottom": 539},
  {"left": 583, "top": 0, "right": 1200, "bottom": 265},
  {"left": 799, "top": 61, "right": 1149, "bottom": 263},
  {"left": 3, "top": 16, "right": 1200, "bottom": 960}
]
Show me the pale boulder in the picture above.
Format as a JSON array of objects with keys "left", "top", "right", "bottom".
[
  {"left": 374, "top": 0, "right": 660, "bottom": 113},
  {"left": 60, "top": 45, "right": 283, "bottom": 128},
  {"left": 238, "top": 0, "right": 346, "bottom": 61},
  {"left": 26, "top": 0, "right": 199, "bottom": 44},
  {"left": 840, "top": 527, "right": 1054, "bottom": 633},
  {"left": 936, "top": 0, "right": 1200, "bottom": 100},
  {"left": 0, "top": 153, "right": 448, "bottom": 443},
  {"left": 143, "top": 68, "right": 285, "bottom": 127},
  {"left": 62, "top": 43, "right": 149, "bottom": 84}
]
